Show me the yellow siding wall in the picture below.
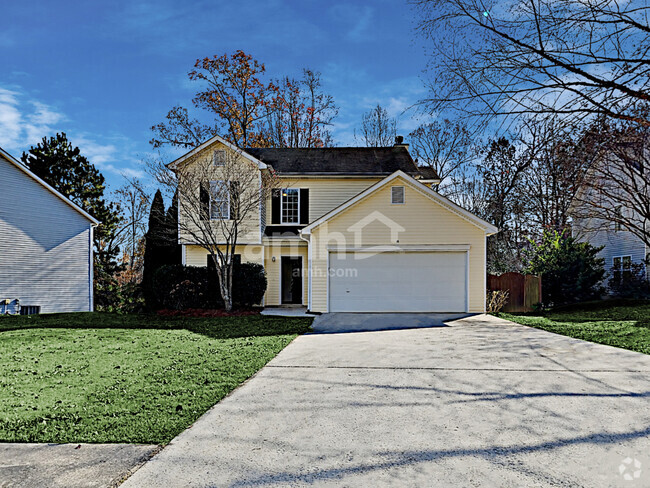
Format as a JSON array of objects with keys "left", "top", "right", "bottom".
[
  {"left": 184, "top": 244, "right": 264, "bottom": 267},
  {"left": 309, "top": 176, "right": 487, "bottom": 313},
  {"left": 184, "top": 243, "right": 307, "bottom": 306},
  {"left": 263, "top": 243, "right": 308, "bottom": 306},
  {"left": 267, "top": 177, "right": 381, "bottom": 223},
  {"left": 178, "top": 140, "right": 262, "bottom": 245}
]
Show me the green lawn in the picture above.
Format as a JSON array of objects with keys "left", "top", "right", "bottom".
[
  {"left": 499, "top": 300, "right": 650, "bottom": 355},
  {"left": 0, "top": 312, "right": 312, "bottom": 444}
]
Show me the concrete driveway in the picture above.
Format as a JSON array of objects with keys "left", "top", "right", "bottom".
[{"left": 123, "top": 314, "right": 650, "bottom": 487}]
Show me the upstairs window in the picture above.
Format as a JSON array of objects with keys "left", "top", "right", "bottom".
[
  {"left": 281, "top": 188, "right": 300, "bottom": 224},
  {"left": 614, "top": 206, "right": 623, "bottom": 231},
  {"left": 213, "top": 149, "right": 226, "bottom": 167},
  {"left": 210, "top": 180, "right": 230, "bottom": 219},
  {"left": 391, "top": 186, "right": 405, "bottom": 204}
]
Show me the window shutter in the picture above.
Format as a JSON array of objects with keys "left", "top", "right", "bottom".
[
  {"left": 300, "top": 188, "right": 309, "bottom": 224},
  {"left": 271, "top": 189, "right": 281, "bottom": 224},
  {"left": 200, "top": 181, "right": 210, "bottom": 220},
  {"left": 229, "top": 181, "right": 240, "bottom": 220}
]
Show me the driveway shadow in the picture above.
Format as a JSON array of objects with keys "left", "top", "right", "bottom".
[{"left": 311, "top": 313, "right": 475, "bottom": 334}]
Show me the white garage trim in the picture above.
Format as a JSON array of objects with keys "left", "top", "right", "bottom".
[
  {"left": 327, "top": 249, "right": 469, "bottom": 313},
  {"left": 327, "top": 244, "right": 471, "bottom": 252}
]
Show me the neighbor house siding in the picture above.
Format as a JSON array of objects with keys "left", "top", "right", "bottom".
[
  {"left": 308, "top": 176, "right": 487, "bottom": 313},
  {"left": 267, "top": 177, "right": 381, "bottom": 224},
  {"left": 0, "top": 156, "right": 92, "bottom": 313},
  {"left": 573, "top": 217, "right": 646, "bottom": 276}
]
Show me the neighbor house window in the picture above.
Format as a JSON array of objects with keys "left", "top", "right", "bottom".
[
  {"left": 210, "top": 180, "right": 230, "bottom": 219},
  {"left": 613, "top": 255, "right": 632, "bottom": 281},
  {"left": 213, "top": 149, "right": 226, "bottom": 167},
  {"left": 391, "top": 186, "right": 405, "bottom": 204},
  {"left": 281, "top": 188, "right": 300, "bottom": 224},
  {"left": 614, "top": 206, "right": 623, "bottom": 231}
]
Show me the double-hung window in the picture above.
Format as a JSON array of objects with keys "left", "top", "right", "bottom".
[
  {"left": 210, "top": 180, "right": 230, "bottom": 219},
  {"left": 613, "top": 255, "right": 632, "bottom": 280},
  {"left": 281, "top": 188, "right": 300, "bottom": 224}
]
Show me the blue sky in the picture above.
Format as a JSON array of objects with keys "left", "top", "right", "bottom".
[{"left": 1, "top": 0, "right": 432, "bottom": 190}]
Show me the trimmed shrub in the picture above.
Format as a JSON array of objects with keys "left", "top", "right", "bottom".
[
  {"left": 153, "top": 265, "right": 222, "bottom": 310},
  {"left": 152, "top": 262, "right": 267, "bottom": 310},
  {"left": 524, "top": 230, "right": 605, "bottom": 307},
  {"left": 608, "top": 263, "right": 650, "bottom": 299},
  {"left": 233, "top": 262, "right": 267, "bottom": 307}
]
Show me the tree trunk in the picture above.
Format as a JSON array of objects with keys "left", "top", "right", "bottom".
[{"left": 217, "top": 261, "right": 233, "bottom": 312}]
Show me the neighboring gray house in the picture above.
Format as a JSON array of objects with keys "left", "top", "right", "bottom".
[
  {"left": 572, "top": 217, "right": 646, "bottom": 279},
  {"left": 0, "top": 147, "right": 98, "bottom": 314}
]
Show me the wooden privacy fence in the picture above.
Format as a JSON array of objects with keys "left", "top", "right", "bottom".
[{"left": 487, "top": 273, "right": 542, "bottom": 312}]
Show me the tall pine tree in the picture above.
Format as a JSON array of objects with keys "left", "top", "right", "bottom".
[{"left": 142, "top": 190, "right": 180, "bottom": 309}]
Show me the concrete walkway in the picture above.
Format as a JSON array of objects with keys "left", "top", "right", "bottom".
[
  {"left": 0, "top": 443, "right": 158, "bottom": 488},
  {"left": 123, "top": 315, "right": 650, "bottom": 487}
]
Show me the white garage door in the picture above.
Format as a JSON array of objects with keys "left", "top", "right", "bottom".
[{"left": 329, "top": 251, "right": 467, "bottom": 312}]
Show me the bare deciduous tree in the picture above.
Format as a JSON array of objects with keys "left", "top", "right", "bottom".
[
  {"left": 113, "top": 179, "right": 150, "bottom": 275},
  {"left": 572, "top": 120, "right": 650, "bottom": 249},
  {"left": 409, "top": 119, "right": 476, "bottom": 189},
  {"left": 151, "top": 51, "right": 338, "bottom": 150},
  {"left": 148, "top": 147, "right": 279, "bottom": 310},
  {"left": 411, "top": 0, "right": 650, "bottom": 127},
  {"left": 262, "top": 70, "right": 338, "bottom": 148},
  {"left": 354, "top": 104, "right": 397, "bottom": 147}
]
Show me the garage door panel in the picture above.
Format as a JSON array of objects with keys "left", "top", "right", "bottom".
[{"left": 329, "top": 251, "right": 467, "bottom": 312}]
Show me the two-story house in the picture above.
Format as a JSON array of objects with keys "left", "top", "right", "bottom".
[
  {"left": 0, "top": 147, "right": 98, "bottom": 314},
  {"left": 170, "top": 135, "right": 498, "bottom": 313}
]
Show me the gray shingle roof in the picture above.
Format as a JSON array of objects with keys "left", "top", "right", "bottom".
[{"left": 244, "top": 147, "right": 437, "bottom": 178}]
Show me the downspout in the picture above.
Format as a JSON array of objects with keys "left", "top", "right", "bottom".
[{"left": 299, "top": 230, "right": 312, "bottom": 312}]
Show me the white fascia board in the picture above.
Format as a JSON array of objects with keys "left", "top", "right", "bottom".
[
  {"left": 300, "top": 170, "right": 498, "bottom": 236},
  {"left": 166, "top": 135, "right": 267, "bottom": 170}
]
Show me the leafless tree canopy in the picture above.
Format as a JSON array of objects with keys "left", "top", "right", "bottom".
[
  {"left": 412, "top": 0, "right": 650, "bottom": 127},
  {"left": 409, "top": 119, "right": 477, "bottom": 187},
  {"left": 572, "top": 119, "right": 650, "bottom": 249},
  {"left": 354, "top": 104, "right": 398, "bottom": 147}
]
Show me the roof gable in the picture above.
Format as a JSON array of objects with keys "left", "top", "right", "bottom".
[
  {"left": 301, "top": 170, "right": 498, "bottom": 235},
  {"left": 0, "top": 147, "right": 99, "bottom": 225},
  {"left": 167, "top": 135, "right": 267, "bottom": 170}
]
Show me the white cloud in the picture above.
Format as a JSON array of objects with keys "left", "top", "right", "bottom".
[{"left": 0, "top": 85, "right": 145, "bottom": 181}]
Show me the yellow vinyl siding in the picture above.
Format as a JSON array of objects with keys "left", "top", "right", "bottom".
[
  {"left": 184, "top": 243, "right": 307, "bottom": 306},
  {"left": 184, "top": 244, "right": 264, "bottom": 267},
  {"left": 178, "top": 140, "right": 261, "bottom": 245},
  {"left": 263, "top": 243, "right": 308, "bottom": 306},
  {"left": 267, "top": 177, "right": 381, "bottom": 224},
  {"left": 309, "top": 175, "right": 487, "bottom": 313}
]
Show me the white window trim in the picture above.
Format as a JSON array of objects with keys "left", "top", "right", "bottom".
[
  {"left": 213, "top": 149, "right": 226, "bottom": 167},
  {"left": 210, "top": 180, "right": 230, "bottom": 220},
  {"left": 281, "top": 188, "right": 300, "bottom": 224},
  {"left": 391, "top": 185, "right": 405, "bottom": 204},
  {"left": 612, "top": 255, "right": 632, "bottom": 270}
]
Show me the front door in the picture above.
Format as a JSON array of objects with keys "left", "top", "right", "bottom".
[{"left": 281, "top": 256, "right": 303, "bottom": 304}]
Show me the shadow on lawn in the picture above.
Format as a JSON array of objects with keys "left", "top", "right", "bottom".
[{"left": 0, "top": 312, "right": 313, "bottom": 339}]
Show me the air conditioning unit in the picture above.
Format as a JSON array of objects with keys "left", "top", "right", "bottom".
[{"left": 1, "top": 298, "right": 19, "bottom": 315}]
